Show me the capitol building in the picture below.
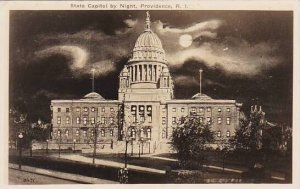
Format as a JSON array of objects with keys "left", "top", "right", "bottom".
[{"left": 50, "top": 12, "right": 242, "bottom": 153}]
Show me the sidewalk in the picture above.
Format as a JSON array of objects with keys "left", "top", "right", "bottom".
[
  {"left": 142, "top": 154, "right": 286, "bottom": 181},
  {"left": 9, "top": 163, "right": 118, "bottom": 184},
  {"left": 55, "top": 154, "right": 166, "bottom": 174}
]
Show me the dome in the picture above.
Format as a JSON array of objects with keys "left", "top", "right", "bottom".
[
  {"left": 128, "top": 12, "right": 167, "bottom": 64},
  {"left": 83, "top": 92, "right": 105, "bottom": 100},
  {"left": 191, "top": 93, "right": 213, "bottom": 100}
]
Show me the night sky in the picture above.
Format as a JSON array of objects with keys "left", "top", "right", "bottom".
[{"left": 9, "top": 10, "right": 293, "bottom": 125}]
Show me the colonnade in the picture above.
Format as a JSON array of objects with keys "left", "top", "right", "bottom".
[{"left": 128, "top": 64, "right": 165, "bottom": 82}]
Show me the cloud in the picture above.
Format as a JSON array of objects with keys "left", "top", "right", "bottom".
[
  {"left": 156, "top": 19, "right": 223, "bottom": 34},
  {"left": 33, "top": 16, "right": 283, "bottom": 78},
  {"left": 167, "top": 39, "right": 282, "bottom": 76},
  {"left": 124, "top": 18, "right": 138, "bottom": 28},
  {"left": 173, "top": 74, "right": 227, "bottom": 88},
  {"left": 35, "top": 45, "right": 89, "bottom": 69},
  {"left": 173, "top": 75, "right": 199, "bottom": 87}
]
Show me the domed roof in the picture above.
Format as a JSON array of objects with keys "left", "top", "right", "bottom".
[
  {"left": 128, "top": 11, "right": 167, "bottom": 64},
  {"left": 134, "top": 31, "right": 163, "bottom": 50},
  {"left": 83, "top": 92, "right": 105, "bottom": 100},
  {"left": 191, "top": 93, "right": 213, "bottom": 100}
]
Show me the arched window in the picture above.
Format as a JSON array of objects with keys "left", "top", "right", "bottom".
[
  {"left": 147, "top": 128, "right": 151, "bottom": 139},
  {"left": 101, "top": 129, "right": 105, "bottom": 137},
  {"left": 162, "top": 129, "right": 166, "bottom": 139},
  {"left": 164, "top": 78, "right": 167, "bottom": 87},
  {"left": 226, "top": 131, "right": 230, "bottom": 137},
  {"left": 131, "top": 128, "right": 136, "bottom": 140},
  {"left": 140, "top": 128, "right": 144, "bottom": 138}
]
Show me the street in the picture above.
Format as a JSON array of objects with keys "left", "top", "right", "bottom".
[{"left": 9, "top": 168, "right": 79, "bottom": 184}]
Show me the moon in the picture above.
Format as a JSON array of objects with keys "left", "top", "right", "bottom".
[{"left": 179, "top": 34, "right": 193, "bottom": 48}]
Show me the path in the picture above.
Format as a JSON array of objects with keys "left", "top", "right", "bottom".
[{"left": 9, "top": 163, "right": 118, "bottom": 184}]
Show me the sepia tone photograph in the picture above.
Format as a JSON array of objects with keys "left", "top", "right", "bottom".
[{"left": 5, "top": 3, "right": 296, "bottom": 186}]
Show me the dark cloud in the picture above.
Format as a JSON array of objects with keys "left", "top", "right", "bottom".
[{"left": 9, "top": 10, "right": 292, "bottom": 125}]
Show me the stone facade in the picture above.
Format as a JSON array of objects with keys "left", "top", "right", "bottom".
[{"left": 50, "top": 12, "right": 242, "bottom": 152}]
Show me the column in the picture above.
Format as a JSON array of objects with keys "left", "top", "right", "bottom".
[
  {"left": 130, "top": 66, "right": 133, "bottom": 82},
  {"left": 141, "top": 64, "right": 144, "bottom": 81},
  {"left": 137, "top": 64, "right": 140, "bottom": 81},
  {"left": 144, "top": 64, "right": 148, "bottom": 81},
  {"left": 154, "top": 65, "right": 157, "bottom": 82},
  {"left": 152, "top": 65, "right": 155, "bottom": 81},
  {"left": 148, "top": 64, "right": 152, "bottom": 81}
]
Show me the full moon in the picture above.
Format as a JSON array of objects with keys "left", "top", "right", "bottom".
[{"left": 179, "top": 34, "right": 193, "bottom": 48}]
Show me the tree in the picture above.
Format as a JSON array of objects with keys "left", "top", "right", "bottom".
[
  {"left": 230, "top": 106, "right": 284, "bottom": 165},
  {"left": 230, "top": 107, "right": 265, "bottom": 153},
  {"left": 171, "top": 114, "right": 214, "bottom": 169}
]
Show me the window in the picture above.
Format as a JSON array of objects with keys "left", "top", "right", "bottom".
[
  {"left": 172, "top": 108, "right": 176, "bottom": 112},
  {"left": 227, "top": 108, "right": 230, "bottom": 112},
  {"left": 57, "top": 130, "right": 61, "bottom": 136},
  {"left": 83, "top": 130, "right": 87, "bottom": 137},
  {"left": 172, "top": 117, "right": 176, "bottom": 124},
  {"left": 191, "top": 107, "right": 196, "bottom": 113},
  {"left": 139, "top": 106, "right": 144, "bottom": 111},
  {"left": 162, "top": 107, "right": 166, "bottom": 113},
  {"left": 66, "top": 116, "right": 70, "bottom": 124},
  {"left": 110, "top": 130, "right": 114, "bottom": 137},
  {"left": 140, "top": 116, "right": 145, "bottom": 123},
  {"left": 162, "top": 117, "right": 166, "bottom": 125},
  {"left": 147, "top": 128, "right": 151, "bottom": 139},
  {"left": 131, "top": 128, "right": 136, "bottom": 139},
  {"left": 181, "top": 108, "right": 185, "bottom": 112},
  {"left": 101, "top": 117, "right": 105, "bottom": 124},
  {"left": 140, "top": 128, "right": 144, "bottom": 138},
  {"left": 207, "top": 117, "right": 211, "bottom": 124},
  {"left": 131, "top": 105, "right": 137, "bottom": 123},
  {"left": 91, "top": 107, "right": 95, "bottom": 112},
  {"left": 57, "top": 108, "right": 61, "bottom": 112},
  {"left": 76, "top": 130, "right": 80, "bottom": 136},
  {"left": 148, "top": 116, "right": 152, "bottom": 123},
  {"left": 66, "top": 108, "right": 70, "bottom": 113},
  {"left": 218, "top": 108, "right": 222, "bottom": 112},
  {"left": 65, "top": 130, "right": 69, "bottom": 136},
  {"left": 84, "top": 107, "right": 88, "bottom": 112},
  {"left": 102, "top": 107, "right": 105, "bottom": 112},
  {"left": 57, "top": 116, "right": 61, "bottom": 124},
  {"left": 218, "top": 117, "right": 222, "bottom": 124},
  {"left": 110, "top": 108, "right": 114, "bottom": 112},
  {"left": 226, "top": 117, "right": 231, "bottom": 125},
  {"left": 91, "top": 117, "right": 95, "bottom": 124},
  {"left": 83, "top": 117, "right": 87, "bottom": 125},
  {"left": 76, "top": 107, "right": 80, "bottom": 112},
  {"left": 132, "top": 116, "right": 137, "bottom": 123},
  {"left": 76, "top": 117, "right": 80, "bottom": 124},
  {"left": 101, "top": 130, "right": 105, "bottom": 137},
  {"left": 207, "top": 107, "right": 211, "bottom": 112},
  {"left": 226, "top": 131, "right": 230, "bottom": 137},
  {"left": 162, "top": 129, "right": 166, "bottom": 139},
  {"left": 110, "top": 117, "right": 114, "bottom": 124},
  {"left": 199, "top": 107, "right": 204, "bottom": 112},
  {"left": 199, "top": 117, "right": 203, "bottom": 123},
  {"left": 217, "top": 131, "right": 221, "bottom": 137},
  {"left": 147, "top": 106, "right": 152, "bottom": 111}
]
